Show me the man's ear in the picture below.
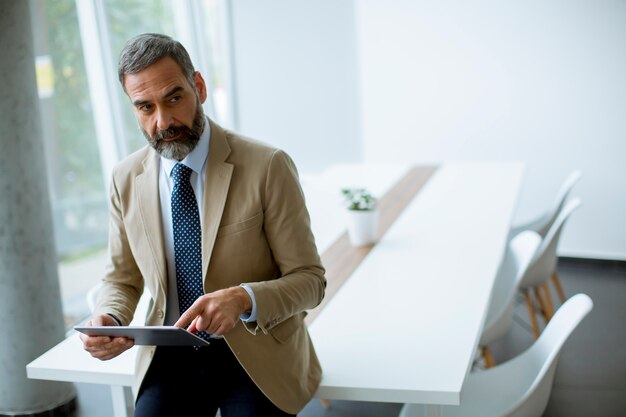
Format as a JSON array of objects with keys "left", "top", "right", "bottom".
[{"left": 194, "top": 71, "right": 208, "bottom": 104}]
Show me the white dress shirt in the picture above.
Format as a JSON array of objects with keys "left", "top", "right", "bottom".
[{"left": 158, "top": 118, "right": 257, "bottom": 327}]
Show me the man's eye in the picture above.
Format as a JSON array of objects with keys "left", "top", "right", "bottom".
[
  {"left": 139, "top": 104, "right": 152, "bottom": 112},
  {"left": 170, "top": 96, "right": 181, "bottom": 103}
]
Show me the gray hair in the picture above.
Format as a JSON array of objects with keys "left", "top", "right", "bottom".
[{"left": 118, "top": 33, "right": 196, "bottom": 90}]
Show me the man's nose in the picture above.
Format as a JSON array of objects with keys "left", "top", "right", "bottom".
[{"left": 156, "top": 107, "right": 173, "bottom": 131}]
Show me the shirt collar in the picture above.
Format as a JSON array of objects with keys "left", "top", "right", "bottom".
[{"left": 161, "top": 116, "right": 211, "bottom": 178}]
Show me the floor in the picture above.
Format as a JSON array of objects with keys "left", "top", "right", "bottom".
[{"left": 71, "top": 258, "right": 626, "bottom": 417}]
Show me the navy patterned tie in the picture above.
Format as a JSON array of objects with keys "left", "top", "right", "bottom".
[{"left": 171, "top": 163, "right": 209, "bottom": 342}]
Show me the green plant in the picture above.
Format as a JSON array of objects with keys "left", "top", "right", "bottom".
[{"left": 341, "top": 188, "right": 377, "bottom": 211}]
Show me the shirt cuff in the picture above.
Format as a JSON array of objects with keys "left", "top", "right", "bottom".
[
  {"left": 107, "top": 314, "right": 122, "bottom": 326},
  {"left": 239, "top": 284, "right": 257, "bottom": 322}
]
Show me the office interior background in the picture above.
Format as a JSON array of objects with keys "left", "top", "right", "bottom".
[
  {"left": 23, "top": 0, "right": 626, "bottom": 327},
  {"left": 1, "top": 0, "right": 625, "bottom": 415}
]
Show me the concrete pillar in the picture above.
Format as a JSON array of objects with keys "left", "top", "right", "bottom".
[{"left": 0, "top": 1, "right": 76, "bottom": 414}]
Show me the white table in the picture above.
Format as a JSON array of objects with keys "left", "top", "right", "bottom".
[
  {"left": 27, "top": 162, "right": 523, "bottom": 417},
  {"left": 26, "top": 291, "right": 151, "bottom": 417},
  {"left": 25, "top": 164, "right": 408, "bottom": 417},
  {"left": 27, "top": 333, "right": 136, "bottom": 416},
  {"left": 308, "top": 162, "right": 524, "bottom": 416}
]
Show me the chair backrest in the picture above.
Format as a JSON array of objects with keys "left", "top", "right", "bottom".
[
  {"left": 503, "top": 293, "right": 593, "bottom": 417},
  {"left": 481, "top": 231, "right": 541, "bottom": 345},
  {"left": 520, "top": 198, "right": 581, "bottom": 289},
  {"left": 536, "top": 170, "right": 582, "bottom": 238}
]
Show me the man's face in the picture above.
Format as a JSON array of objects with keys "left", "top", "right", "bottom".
[{"left": 123, "top": 57, "right": 208, "bottom": 160}]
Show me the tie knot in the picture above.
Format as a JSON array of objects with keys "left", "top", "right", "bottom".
[{"left": 171, "top": 163, "right": 193, "bottom": 184}]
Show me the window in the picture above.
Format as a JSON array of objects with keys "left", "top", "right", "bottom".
[
  {"left": 199, "top": 0, "right": 237, "bottom": 128},
  {"left": 30, "top": 0, "right": 235, "bottom": 329},
  {"left": 104, "top": 0, "right": 177, "bottom": 153},
  {"left": 31, "top": 0, "right": 109, "bottom": 327}
]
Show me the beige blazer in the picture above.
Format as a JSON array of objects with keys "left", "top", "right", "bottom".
[{"left": 94, "top": 120, "right": 326, "bottom": 414}]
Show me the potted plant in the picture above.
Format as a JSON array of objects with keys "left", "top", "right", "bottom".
[{"left": 341, "top": 187, "right": 379, "bottom": 247}]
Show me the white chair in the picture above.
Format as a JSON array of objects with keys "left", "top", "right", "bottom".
[
  {"left": 509, "top": 170, "right": 581, "bottom": 239},
  {"left": 520, "top": 199, "right": 581, "bottom": 338},
  {"left": 399, "top": 293, "right": 593, "bottom": 417},
  {"left": 479, "top": 231, "right": 541, "bottom": 367},
  {"left": 510, "top": 170, "right": 581, "bottom": 304}
]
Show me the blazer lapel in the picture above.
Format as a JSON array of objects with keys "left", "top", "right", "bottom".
[
  {"left": 135, "top": 151, "right": 168, "bottom": 293},
  {"left": 202, "top": 120, "right": 233, "bottom": 283}
]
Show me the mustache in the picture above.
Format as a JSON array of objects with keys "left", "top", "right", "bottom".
[{"left": 153, "top": 125, "right": 194, "bottom": 142}]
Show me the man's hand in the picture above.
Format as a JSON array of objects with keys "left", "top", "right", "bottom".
[
  {"left": 79, "top": 314, "right": 134, "bottom": 361},
  {"left": 175, "top": 286, "right": 252, "bottom": 337}
]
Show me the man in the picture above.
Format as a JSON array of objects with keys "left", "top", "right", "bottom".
[{"left": 80, "top": 33, "right": 326, "bottom": 416}]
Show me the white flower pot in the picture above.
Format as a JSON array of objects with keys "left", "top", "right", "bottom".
[{"left": 346, "top": 208, "right": 379, "bottom": 247}]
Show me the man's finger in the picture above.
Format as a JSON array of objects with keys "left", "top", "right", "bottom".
[
  {"left": 86, "top": 338, "right": 133, "bottom": 359},
  {"left": 114, "top": 337, "right": 134, "bottom": 348},
  {"left": 84, "top": 339, "right": 117, "bottom": 353},
  {"left": 174, "top": 302, "right": 203, "bottom": 328},
  {"left": 82, "top": 335, "right": 112, "bottom": 348},
  {"left": 206, "top": 316, "right": 222, "bottom": 335},
  {"left": 187, "top": 316, "right": 200, "bottom": 334},
  {"left": 213, "top": 322, "right": 225, "bottom": 337}
]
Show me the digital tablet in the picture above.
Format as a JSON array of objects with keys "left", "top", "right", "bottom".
[{"left": 74, "top": 326, "right": 211, "bottom": 346}]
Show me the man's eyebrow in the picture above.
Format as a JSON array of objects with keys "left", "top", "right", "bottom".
[
  {"left": 132, "top": 98, "right": 150, "bottom": 107},
  {"left": 132, "top": 86, "right": 185, "bottom": 107},
  {"left": 163, "top": 86, "right": 184, "bottom": 99}
]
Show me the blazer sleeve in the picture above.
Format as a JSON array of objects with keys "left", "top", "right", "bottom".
[
  {"left": 92, "top": 174, "right": 143, "bottom": 325},
  {"left": 244, "top": 149, "right": 326, "bottom": 334}
]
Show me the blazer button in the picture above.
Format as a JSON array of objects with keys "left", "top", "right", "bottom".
[{"left": 156, "top": 309, "right": 164, "bottom": 318}]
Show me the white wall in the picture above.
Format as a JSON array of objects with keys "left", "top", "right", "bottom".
[
  {"left": 230, "top": 0, "right": 361, "bottom": 173},
  {"left": 357, "top": 0, "right": 626, "bottom": 260},
  {"left": 230, "top": 0, "right": 626, "bottom": 260}
]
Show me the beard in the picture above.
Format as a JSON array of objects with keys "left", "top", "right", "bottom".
[{"left": 142, "top": 100, "right": 206, "bottom": 161}]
